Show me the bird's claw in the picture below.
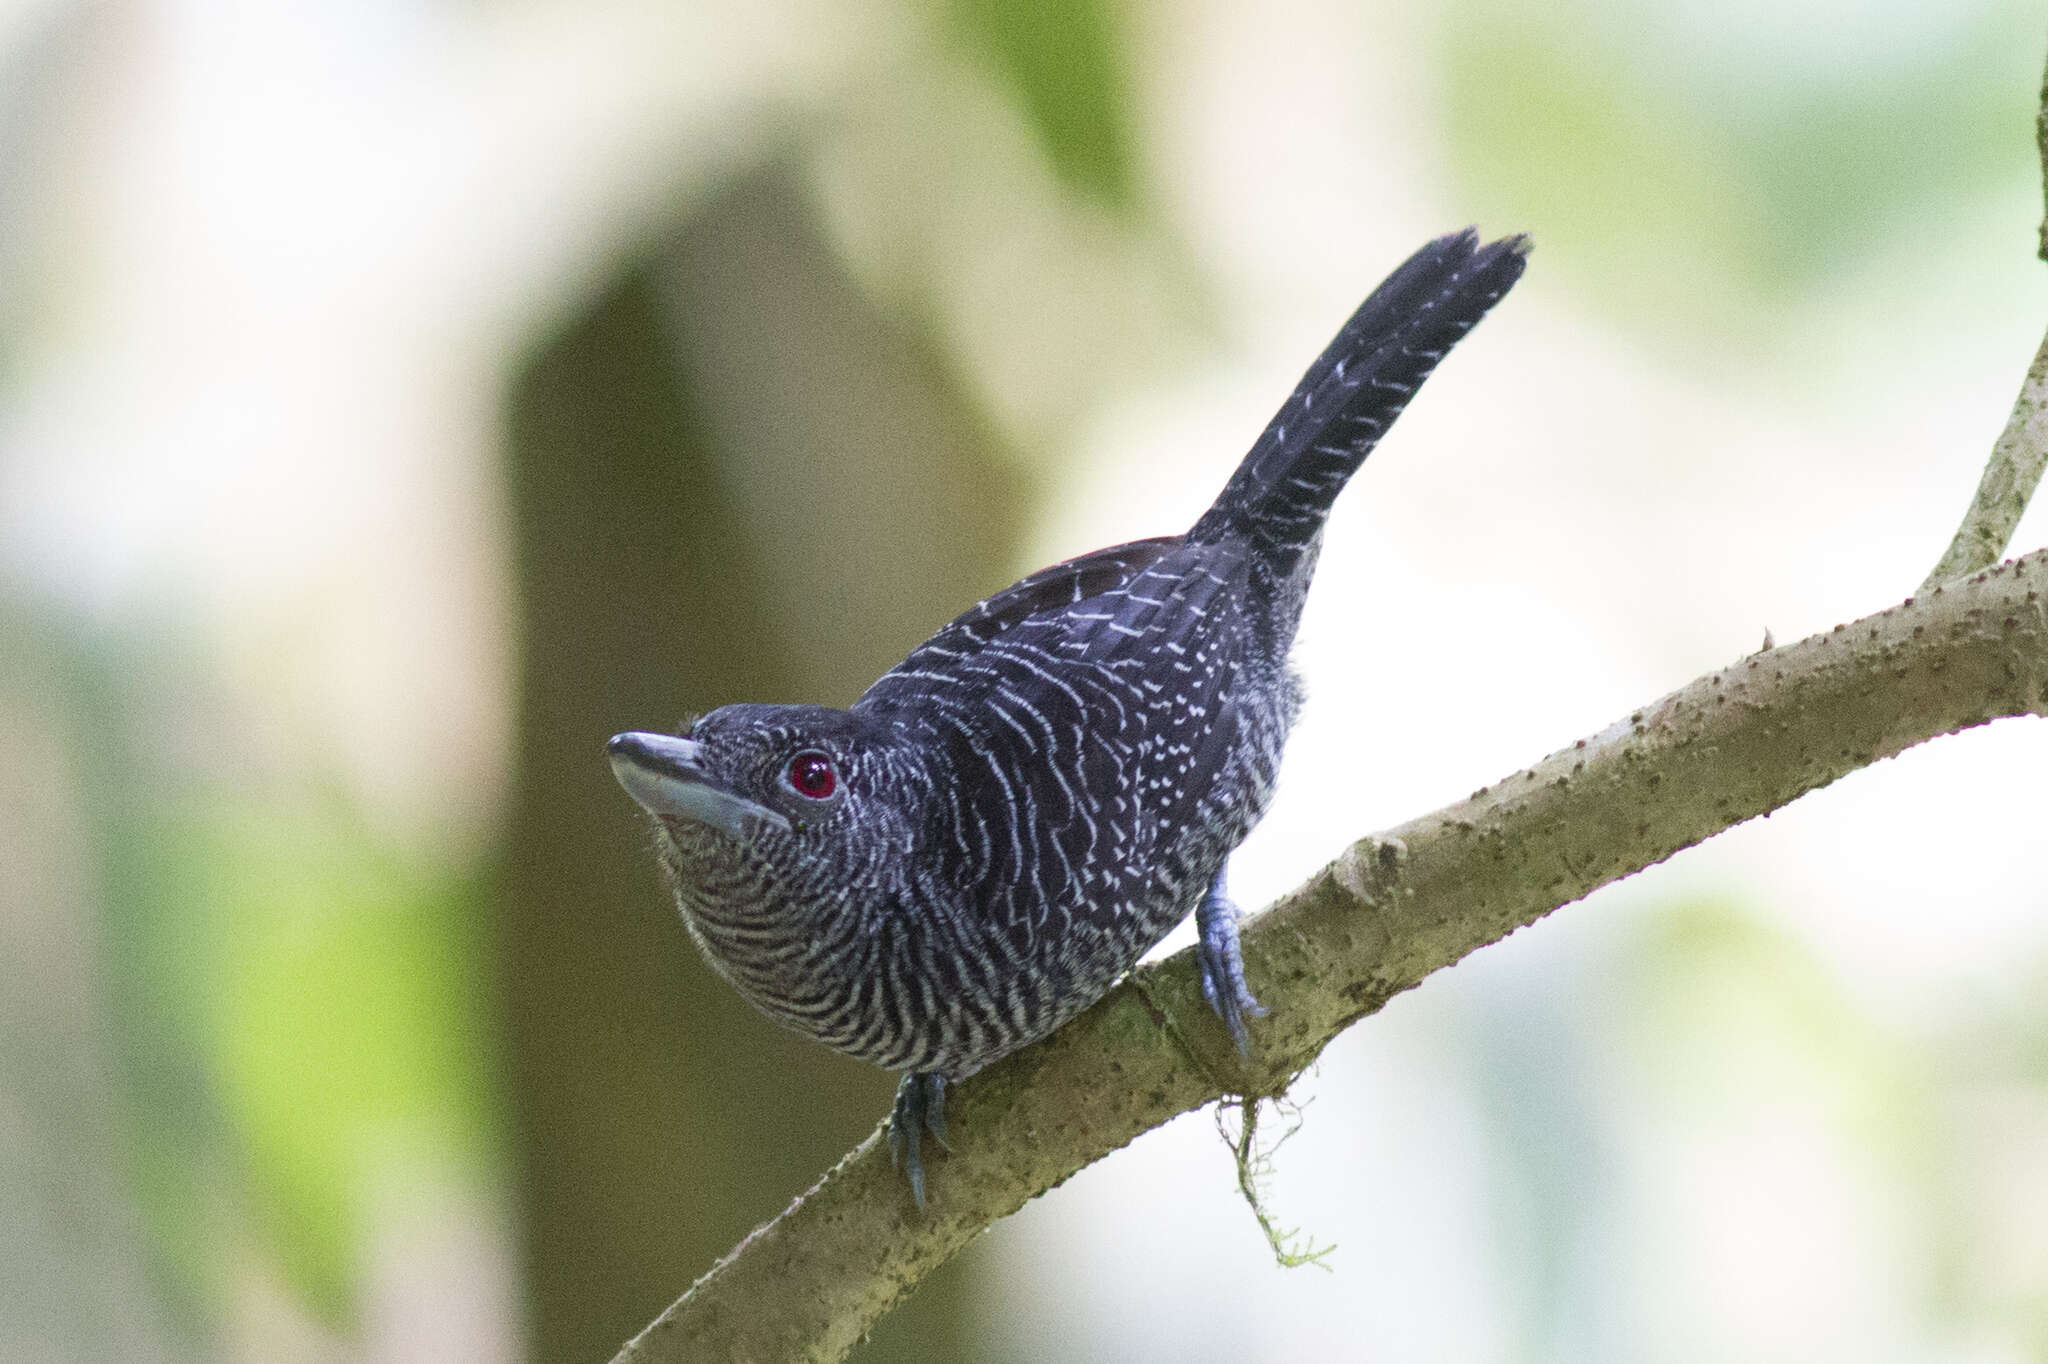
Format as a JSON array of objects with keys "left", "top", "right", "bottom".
[
  {"left": 889, "top": 1072, "right": 949, "bottom": 1209},
  {"left": 1197, "top": 875, "right": 1267, "bottom": 1056}
]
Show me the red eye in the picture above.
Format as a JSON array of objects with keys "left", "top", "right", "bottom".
[{"left": 787, "top": 751, "right": 837, "bottom": 799}]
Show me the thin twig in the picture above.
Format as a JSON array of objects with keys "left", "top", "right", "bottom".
[
  {"left": 1922, "top": 44, "right": 2048, "bottom": 590},
  {"left": 2036, "top": 40, "right": 2048, "bottom": 265},
  {"left": 1920, "top": 326, "right": 2048, "bottom": 592}
]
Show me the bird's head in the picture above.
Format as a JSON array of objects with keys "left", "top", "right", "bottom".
[{"left": 607, "top": 704, "right": 920, "bottom": 911}]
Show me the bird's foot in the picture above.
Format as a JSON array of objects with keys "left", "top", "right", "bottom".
[
  {"left": 888, "top": 1071, "right": 949, "bottom": 1209},
  {"left": 1197, "top": 875, "right": 1267, "bottom": 1056}
]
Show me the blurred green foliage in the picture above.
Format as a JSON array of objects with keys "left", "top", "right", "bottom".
[
  {"left": 5, "top": 614, "right": 500, "bottom": 1341},
  {"left": 940, "top": 0, "right": 1140, "bottom": 210},
  {"left": 180, "top": 803, "right": 495, "bottom": 1318},
  {"left": 1442, "top": 0, "right": 2039, "bottom": 332},
  {"left": 111, "top": 767, "right": 498, "bottom": 1323}
]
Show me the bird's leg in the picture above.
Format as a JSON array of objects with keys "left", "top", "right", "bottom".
[
  {"left": 888, "top": 1071, "right": 949, "bottom": 1209},
  {"left": 1197, "top": 868, "right": 1267, "bottom": 1056}
]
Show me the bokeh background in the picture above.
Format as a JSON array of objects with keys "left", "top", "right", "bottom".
[{"left": 6, "top": 0, "right": 2048, "bottom": 1360}]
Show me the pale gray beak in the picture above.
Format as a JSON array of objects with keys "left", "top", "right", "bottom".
[{"left": 606, "top": 731, "right": 791, "bottom": 837}]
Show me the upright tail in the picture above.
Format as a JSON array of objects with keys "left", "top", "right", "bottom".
[{"left": 1188, "top": 229, "right": 1528, "bottom": 568}]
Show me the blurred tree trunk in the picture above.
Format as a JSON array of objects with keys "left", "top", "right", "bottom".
[{"left": 499, "top": 165, "right": 1022, "bottom": 1363}]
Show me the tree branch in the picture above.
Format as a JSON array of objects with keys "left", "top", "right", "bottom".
[{"left": 614, "top": 547, "right": 2048, "bottom": 1364}]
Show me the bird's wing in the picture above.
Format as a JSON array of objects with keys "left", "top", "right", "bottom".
[
  {"left": 863, "top": 536, "right": 1182, "bottom": 693},
  {"left": 857, "top": 537, "right": 1255, "bottom": 935}
]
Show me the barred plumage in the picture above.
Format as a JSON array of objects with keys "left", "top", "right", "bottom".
[{"left": 609, "top": 228, "right": 1529, "bottom": 1204}]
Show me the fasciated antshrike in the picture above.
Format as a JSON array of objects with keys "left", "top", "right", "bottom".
[{"left": 609, "top": 229, "right": 1528, "bottom": 1205}]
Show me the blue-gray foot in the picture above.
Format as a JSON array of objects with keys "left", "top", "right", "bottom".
[
  {"left": 1196, "top": 870, "right": 1267, "bottom": 1055},
  {"left": 888, "top": 1071, "right": 949, "bottom": 1209}
]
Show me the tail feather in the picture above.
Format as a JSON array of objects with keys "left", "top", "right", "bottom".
[{"left": 1189, "top": 229, "right": 1528, "bottom": 566}]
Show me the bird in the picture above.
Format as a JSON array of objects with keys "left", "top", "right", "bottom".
[{"left": 608, "top": 228, "right": 1529, "bottom": 1206}]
